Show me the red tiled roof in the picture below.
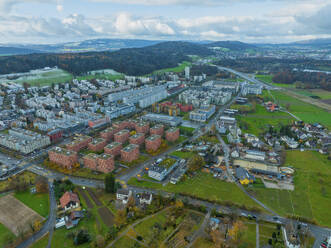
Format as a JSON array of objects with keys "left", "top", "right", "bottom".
[{"left": 60, "top": 191, "right": 80, "bottom": 208}]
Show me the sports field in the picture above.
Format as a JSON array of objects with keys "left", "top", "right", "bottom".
[{"left": 0, "top": 194, "right": 44, "bottom": 235}]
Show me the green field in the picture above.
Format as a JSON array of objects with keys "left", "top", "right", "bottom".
[
  {"left": 295, "top": 89, "right": 331, "bottom": 100},
  {"left": 129, "top": 172, "right": 262, "bottom": 211},
  {"left": 170, "top": 151, "right": 196, "bottom": 159},
  {"left": 271, "top": 90, "right": 331, "bottom": 128},
  {"left": 250, "top": 151, "right": 331, "bottom": 227},
  {"left": 255, "top": 74, "right": 295, "bottom": 88},
  {"left": 236, "top": 104, "right": 294, "bottom": 136},
  {"left": 14, "top": 190, "right": 49, "bottom": 217},
  {"left": 13, "top": 69, "right": 73, "bottom": 86},
  {"left": 0, "top": 223, "right": 16, "bottom": 247},
  {"left": 150, "top": 61, "right": 192, "bottom": 75},
  {"left": 112, "top": 236, "right": 138, "bottom": 248}
]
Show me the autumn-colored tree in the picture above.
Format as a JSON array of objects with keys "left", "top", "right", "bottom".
[
  {"left": 115, "top": 209, "right": 127, "bottom": 226},
  {"left": 127, "top": 195, "right": 136, "bottom": 208},
  {"left": 33, "top": 220, "right": 42, "bottom": 232},
  {"left": 175, "top": 199, "right": 184, "bottom": 209},
  {"left": 210, "top": 229, "right": 226, "bottom": 248},
  {"left": 35, "top": 176, "right": 48, "bottom": 193},
  {"left": 228, "top": 221, "right": 246, "bottom": 246},
  {"left": 95, "top": 234, "right": 105, "bottom": 248},
  {"left": 187, "top": 155, "right": 205, "bottom": 172}
]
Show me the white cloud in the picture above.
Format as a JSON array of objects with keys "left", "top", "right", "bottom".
[{"left": 56, "top": 4, "right": 63, "bottom": 12}]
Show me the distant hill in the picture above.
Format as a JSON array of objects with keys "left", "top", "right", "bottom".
[
  {"left": 289, "top": 38, "right": 331, "bottom": 48},
  {"left": 206, "top": 40, "right": 257, "bottom": 51},
  {"left": 5, "top": 39, "right": 162, "bottom": 54},
  {"left": 0, "top": 46, "right": 42, "bottom": 55},
  {"left": 0, "top": 41, "right": 213, "bottom": 76}
]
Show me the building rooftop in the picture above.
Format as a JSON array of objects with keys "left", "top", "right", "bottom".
[
  {"left": 131, "top": 133, "right": 144, "bottom": 139},
  {"left": 146, "top": 134, "right": 161, "bottom": 141},
  {"left": 122, "top": 144, "right": 139, "bottom": 152},
  {"left": 115, "top": 129, "right": 129, "bottom": 135},
  {"left": 105, "top": 142, "right": 122, "bottom": 149},
  {"left": 90, "top": 138, "right": 105, "bottom": 145},
  {"left": 151, "top": 124, "right": 164, "bottom": 130},
  {"left": 51, "top": 147, "right": 76, "bottom": 156},
  {"left": 167, "top": 127, "right": 179, "bottom": 133},
  {"left": 68, "top": 135, "right": 91, "bottom": 145},
  {"left": 98, "top": 153, "right": 113, "bottom": 160}
]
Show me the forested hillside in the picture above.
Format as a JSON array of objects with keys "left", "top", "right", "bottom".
[{"left": 0, "top": 41, "right": 213, "bottom": 76}]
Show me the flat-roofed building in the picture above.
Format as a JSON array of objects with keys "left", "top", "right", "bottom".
[
  {"left": 135, "top": 122, "right": 149, "bottom": 134},
  {"left": 88, "top": 138, "right": 107, "bottom": 152},
  {"left": 145, "top": 135, "right": 161, "bottom": 151},
  {"left": 150, "top": 124, "right": 164, "bottom": 136},
  {"left": 83, "top": 153, "right": 115, "bottom": 173},
  {"left": 48, "top": 147, "right": 78, "bottom": 169},
  {"left": 129, "top": 133, "right": 145, "bottom": 147},
  {"left": 100, "top": 127, "right": 118, "bottom": 141},
  {"left": 104, "top": 142, "right": 123, "bottom": 157},
  {"left": 165, "top": 128, "right": 180, "bottom": 142},
  {"left": 66, "top": 135, "right": 92, "bottom": 152},
  {"left": 114, "top": 129, "right": 130, "bottom": 144},
  {"left": 121, "top": 144, "right": 139, "bottom": 162}
]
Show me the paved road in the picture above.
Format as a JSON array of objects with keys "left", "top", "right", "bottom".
[
  {"left": 256, "top": 222, "right": 259, "bottom": 248},
  {"left": 17, "top": 181, "right": 56, "bottom": 248}
]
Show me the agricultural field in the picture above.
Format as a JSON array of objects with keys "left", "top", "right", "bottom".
[
  {"left": 0, "top": 194, "right": 44, "bottom": 235},
  {"left": 129, "top": 172, "right": 262, "bottom": 211},
  {"left": 249, "top": 151, "right": 331, "bottom": 227},
  {"left": 14, "top": 190, "right": 49, "bottom": 217},
  {"left": 236, "top": 104, "right": 295, "bottom": 136},
  {"left": 271, "top": 90, "right": 331, "bottom": 129},
  {"left": 255, "top": 74, "right": 295, "bottom": 88}
]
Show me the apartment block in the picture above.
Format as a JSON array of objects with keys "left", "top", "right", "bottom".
[
  {"left": 100, "top": 127, "right": 118, "bottom": 141},
  {"left": 129, "top": 133, "right": 145, "bottom": 147},
  {"left": 66, "top": 135, "right": 92, "bottom": 152},
  {"left": 104, "top": 142, "right": 123, "bottom": 157},
  {"left": 150, "top": 124, "right": 164, "bottom": 136},
  {"left": 88, "top": 138, "right": 107, "bottom": 152},
  {"left": 83, "top": 153, "right": 115, "bottom": 173},
  {"left": 145, "top": 135, "right": 161, "bottom": 151},
  {"left": 166, "top": 128, "right": 180, "bottom": 142},
  {"left": 135, "top": 122, "right": 150, "bottom": 134},
  {"left": 121, "top": 144, "right": 139, "bottom": 163},
  {"left": 114, "top": 129, "right": 130, "bottom": 144},
  {"left": 48, "top": 147, "right": 78, "bottom": 169}
]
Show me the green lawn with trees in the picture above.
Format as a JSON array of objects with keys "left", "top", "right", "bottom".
[
  {"left": 129, "top": 172, "right": 262, "bottom": 211},
  {"left": 0, "top": 223, "right": 16, "bottom": 248},
  {"left": 14, "top": 190, "right": 49, "bottom": 217}
]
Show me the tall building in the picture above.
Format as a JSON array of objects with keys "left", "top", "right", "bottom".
[{"left": 185, "top": 66, "right": 190, "bottom": 79}]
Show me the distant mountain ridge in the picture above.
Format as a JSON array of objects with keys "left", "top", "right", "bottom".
[
  {"left": 205, "top": 40, "right": 257, "bottom": 51},
  {"left": 0, "top": 46, "right": 42, "bottom": 55}
]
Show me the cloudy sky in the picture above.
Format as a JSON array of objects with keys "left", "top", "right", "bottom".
[{"left": 1, "top": 0, "right": 331, "bottom": 44}]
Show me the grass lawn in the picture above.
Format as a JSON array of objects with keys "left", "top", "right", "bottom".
[
  {"left": 250, "top": 151, "right": 331, "bottom": 227},
  {"left": 151, "top": 61, "right": 192, "bottom": 75},
  {"left": 119, "top": 155, "right": 149, "bottom": 167},
  {"left": 179, "top": 126, "right": 195, "bottom": 136},
  {"left": 296, "top": 89, "right": 331, "bottom": 100},
  {"left": 112, "top": 236, "right": 138, "bottom": 248},
  {"left": 30, "top": 234, "right": 49, "bottom": 248},
  {"left": 271, "top": 90, "right": 331, "bottom": 129},
  {"left": 170, "top": 151, "right": 196, "bottom": 159},
  {"left": 14, "top": 190, "right": 49, "bottom": 217},
  {"left": 241, "top": 223, "right": 256, "bottom": 248},
  {"left": 237, "top": 104, "right": 295, "bottom": 136},
  {"left": 0, "top": 223, "right": 16, "bottom": 247},
  {"left": 77, "top": 74, "right": 124, "bottom": 81},
  {"left": 129, "top": 172, "right": 262, "bottom": 211}
]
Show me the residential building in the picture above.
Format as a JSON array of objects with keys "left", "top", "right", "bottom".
[
  {"left": 66, "top": 135, "right": 92, "bottom": 152},
  {"left": 59, "top": 191, "right": 80, "bottom": 212},
  {"left": 150, "top": 124, "right": 164, "bottom": 136},
  {"left": 165, "top": 127, "right": 180, "bottom": 142},
  {"left": 145, "top": 135, "right": 161, "bottom": 151},
  {"left": 121, "top": 144, "right": 139, "bottom": 162},
  {"left": 139, "top": 193, "right": 153, "bottom": 205},
  {"left": 88, "top": 138, "right": 107, "bottom": 152},
  {"left": 189, "top": 105, "right": 216, "bottom": 122},
  {"left": 48, "top": 147, "right": 78, "bottom": 169},
  {"left": 129, "top": 133, "right": 145, "bottom": 147},
  {"left": 83, "top": 153, "right": 115, "bottom": 173},
  {"left": 235, "top": 167, "right": 255, "bottom": 185},
  {"left": 148, "top": 159, "right": 178, "bottom": 181},
  {"left": 114, "top": 129, "right": 130, "bottom": 144},
  {"left": 116, "top": 189, "right": 132, "bottom": 205},
  {"left": 244, "top": 150, "right": 266, "bottom": 161},
  {"left": 142, "top": 113, "right": 182, "bottom": 126},
  {"left": 104, "top": 142, "right": 122, "bottom": 157}
]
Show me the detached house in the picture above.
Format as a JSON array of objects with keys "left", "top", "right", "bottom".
[
  {"left": 116, "top": 189, "right": 132, "bottom": 204},
  {"left": 60, "top": 191, "right": 80, "bottom": 212}
]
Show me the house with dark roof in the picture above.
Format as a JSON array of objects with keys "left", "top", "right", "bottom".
[
  {"left": 235, "top": 167, "right": 255, "bottom": 185},
  {"left": 59, "top": 191, "right": 80, "bottom": 212}
]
